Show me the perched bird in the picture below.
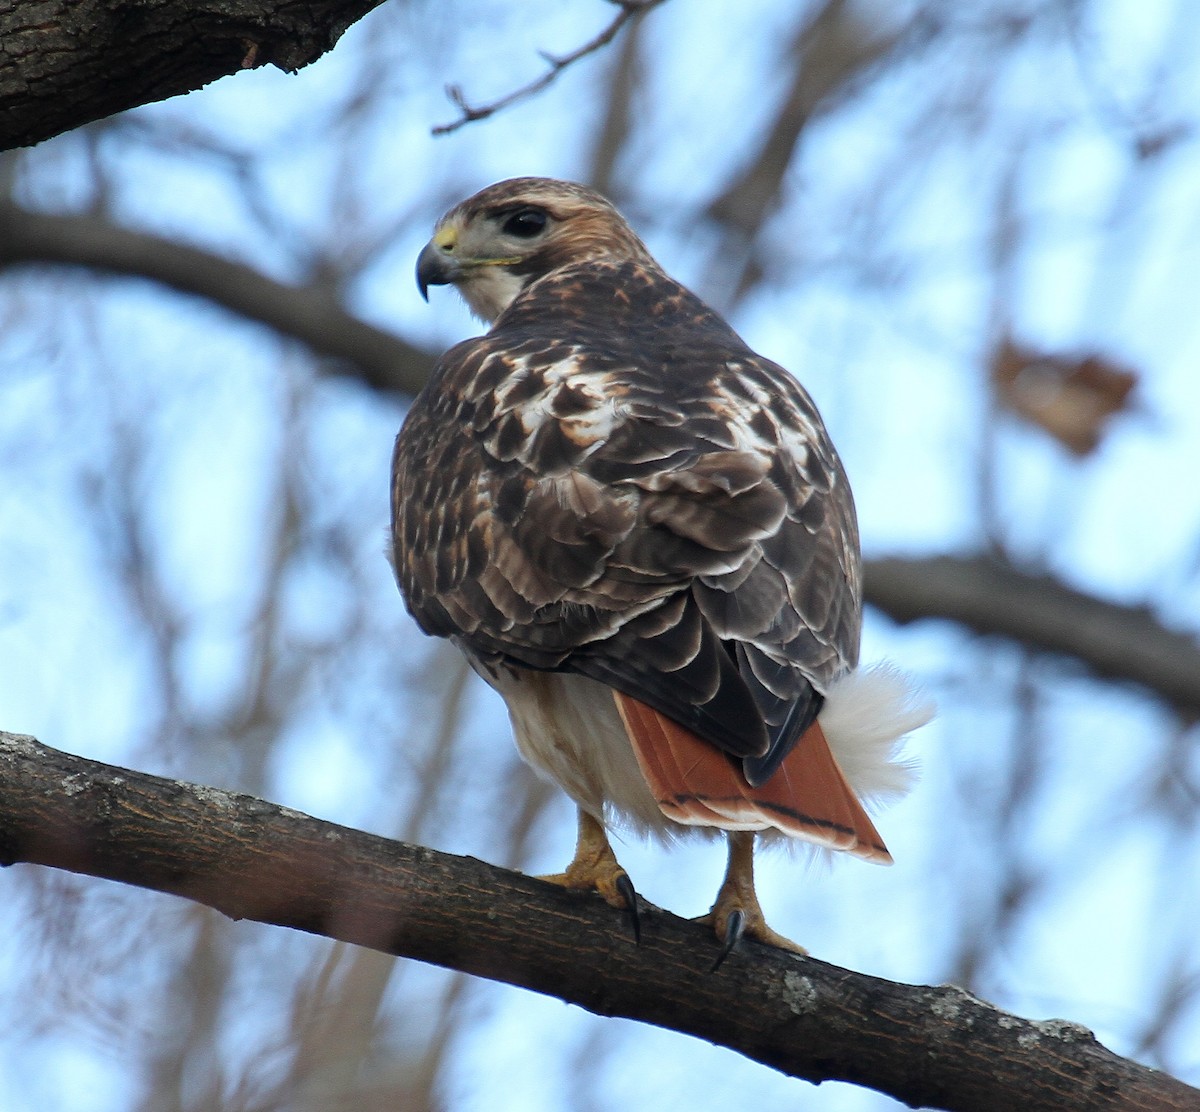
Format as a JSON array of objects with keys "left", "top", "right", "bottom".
[{"left": 392, "top": 177, "right": 931, "bottom": 962}]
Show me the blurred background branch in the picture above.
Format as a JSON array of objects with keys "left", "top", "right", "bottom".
[
  {"left": 0, "top": 201, "right": 435, "bottom": 393},
  {"left": 865, "top": 555, "right": 1200, "bottom": 717}
]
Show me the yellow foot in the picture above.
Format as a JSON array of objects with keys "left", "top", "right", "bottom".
[
  {"left": 538, "top": 853, "right": 631, "bottom": 910},
  {"left": 694, "top": 902, "right": 808, "bottom": 960},
  {"left": 538, "top": 809, "right": 639, "bottom": 939},
  {"left": 699, "top": 830, "right": 807, "bottom": 969}
]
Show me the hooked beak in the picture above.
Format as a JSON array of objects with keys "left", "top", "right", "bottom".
[{"left": 415, "top": 240, "right": 461, "bottom": 301}]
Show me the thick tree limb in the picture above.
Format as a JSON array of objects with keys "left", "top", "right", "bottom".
[
  {"left": 3, "top": 206, "right": 1199, "bottom": 717},
  {"left": 0, "top": 0, "right": 389, "bottom": 151},
  {"left": 0, "top": 202, "right": 435, "bottom": 395},
  {"left": 1, "top": 730, "right": 1195, "bottom": 1111},
  {"left": 866, "top": 555, "right": 1200, "bottom": 718}
]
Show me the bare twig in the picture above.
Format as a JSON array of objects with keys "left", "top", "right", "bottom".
[
  {"left": 432, "top": 0, "right": 668, "bottom": 136},
  {"left": 1, "top": 730, "right": 1196, "bottom": 1111}
]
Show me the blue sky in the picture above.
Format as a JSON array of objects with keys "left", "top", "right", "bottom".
[{"left": 2, "top": 1, "right": 1199, "bottom": 1108}]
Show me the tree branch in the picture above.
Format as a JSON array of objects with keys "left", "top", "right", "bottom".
[
  {"left": 1, "top": 730, "right": 1195, "bottom": 1111},
  {"left": 865, "top": 555, "right": 1200, "bottom": 717},
  {"left": 432, "top": 0, "right": 668, "bottom": 136},
  {"left": 0, "top": 0, "right": 389, "bottom": 151},
  {"left": 0, "top": 202, "right": 436, "bottom": 395}
]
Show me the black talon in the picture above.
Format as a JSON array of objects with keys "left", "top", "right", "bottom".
[
  {"left": 710, "top": 908, "right": 745, "bottom": 972},
  {"left": 615, "top": 873, "right": 640, "bottom": 943}
]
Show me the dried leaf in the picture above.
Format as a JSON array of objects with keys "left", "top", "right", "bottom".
[{"left": 991, "top": 340, "right": 1138, "bottom": 456}]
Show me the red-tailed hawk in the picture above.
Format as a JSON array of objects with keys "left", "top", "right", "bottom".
[{"left": 392, "top": 178, "right": 930, "bottom": 962}]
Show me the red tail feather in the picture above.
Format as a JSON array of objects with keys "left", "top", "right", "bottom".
[{"left": 613, "top": 691, "right": 891, "bottom": 862}]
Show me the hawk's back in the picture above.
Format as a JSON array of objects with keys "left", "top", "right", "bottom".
[{"left": 392, "top": 257, "right": 860, "bottom": 776}]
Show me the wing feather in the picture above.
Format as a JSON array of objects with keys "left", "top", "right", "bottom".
[{"left": 392, "top": 258, "right": 860, "bottom": 774}]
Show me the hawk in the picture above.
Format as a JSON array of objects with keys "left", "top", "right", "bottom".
[{"left": 392, "top": 178, "right": 930, "bottom": 961}]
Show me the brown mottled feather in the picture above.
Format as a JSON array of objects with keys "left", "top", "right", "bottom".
[{"left": 392, "top": 258, "right": 859, "bottom": 762}]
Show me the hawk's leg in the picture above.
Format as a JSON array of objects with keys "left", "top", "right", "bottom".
[
  {"left": 699, "top": 830, "right": 807, "bottom": 969},
  {"left": 538, "top": 808, "right": 639, "bottom": 940}
]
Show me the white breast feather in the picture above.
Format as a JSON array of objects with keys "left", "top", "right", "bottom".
[{"left": 486, "top": 667, "right": 687, "bottom": 840}]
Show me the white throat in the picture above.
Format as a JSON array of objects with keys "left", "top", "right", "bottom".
[{"left": 459, "top": 266, "right": 528, "bottom": 324}]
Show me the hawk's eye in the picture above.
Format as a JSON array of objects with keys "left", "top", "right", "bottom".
[{"left": 502, "top": 208, "right": 548, "bottom": 238}]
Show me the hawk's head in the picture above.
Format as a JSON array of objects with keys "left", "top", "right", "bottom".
[{"left": 416, "top": 178, "right": 655, "bottom": 323}]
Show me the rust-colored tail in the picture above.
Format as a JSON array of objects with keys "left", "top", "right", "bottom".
[{"left": 614, "top": 691, "right": 891, "bottom": 862}]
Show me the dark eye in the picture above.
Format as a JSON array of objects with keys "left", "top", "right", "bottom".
[{"left": 502, "top": 208, "right": 548, "bottom": 238}]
